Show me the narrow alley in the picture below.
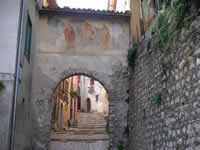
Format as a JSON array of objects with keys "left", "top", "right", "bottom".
[
  {"left": 2, "top": 0, "right": 200, "bottom": 150},
  {"left": 49, "top": 75, "right": 109, "bottom": 150}
]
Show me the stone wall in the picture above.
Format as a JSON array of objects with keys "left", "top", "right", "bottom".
[
  {"left": 128, "top": 15, "right": 200, "bottom": 150},
  {"left": 31, "top": 13, "right": 130, "bottom": 150}
]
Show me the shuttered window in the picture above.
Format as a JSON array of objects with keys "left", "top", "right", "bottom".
[{"left": 24, "top": 15, "right": 32, "bottom": 62}]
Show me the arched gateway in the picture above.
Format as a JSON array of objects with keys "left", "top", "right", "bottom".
[
  {"left": 49, "top": 74, "right": 110, "bottom": 149},
  {"left": 30, "top": 8, "right": 130, "bottom": 150}
]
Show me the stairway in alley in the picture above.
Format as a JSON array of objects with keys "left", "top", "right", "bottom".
[{"left": 49, "top": 112, "right": 109, "bottom": 150}]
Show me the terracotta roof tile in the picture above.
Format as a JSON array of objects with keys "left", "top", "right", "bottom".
[{"left": 40, "top": 6, "right": 131, "bottom": 17}]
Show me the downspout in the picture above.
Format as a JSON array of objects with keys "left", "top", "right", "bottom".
[{"left": 9, "top": 0, "right": 25, "bottom": 149}]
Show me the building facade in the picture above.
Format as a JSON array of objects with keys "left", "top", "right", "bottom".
[
  {"left": 79, "top": 76, "right": 109, "bottom": 114},
  {"left": 51, "top": 76, "right": 79, "bottom": 131},
  {"left": 0, "top": 0, "right": 39, "bottom": 149}
]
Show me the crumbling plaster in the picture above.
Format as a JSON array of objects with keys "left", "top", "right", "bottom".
[{"left": 31, "top": 14, "right": 130, "bottom": 150}]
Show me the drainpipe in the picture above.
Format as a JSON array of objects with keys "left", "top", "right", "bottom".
[{"left": 9, "top": 0, "right": 25, "bottom": 149}]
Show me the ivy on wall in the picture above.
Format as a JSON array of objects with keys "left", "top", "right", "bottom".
[
  {"left": 70, "top": 90, "right": 79, "bottom": 98},
  {"left": 127, "top": 44, "right": 138, "bottom": 68},
  {"left": 124, "top": 126, "right": 129, "bottom": 136},
  {"left": 154, "top": 92, "right": 162, "bottom": 105},
  {"left": 143, "top": 109, "right": 147, "bottom": 120},
  {"left": 150, "top": 0, "right": 199, "bottom": 51},
  {"left": 117, "top": 141, "right": 124, "bottom": 150}
]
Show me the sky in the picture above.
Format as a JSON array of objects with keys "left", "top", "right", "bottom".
[{"left": 56, "top": 0, "right": 109, "bottom": 10}]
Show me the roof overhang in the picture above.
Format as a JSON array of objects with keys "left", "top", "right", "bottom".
[{"left": 39, "top": 7, "right": 131, "bottom": 21}]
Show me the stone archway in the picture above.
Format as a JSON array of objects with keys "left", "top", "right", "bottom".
[
  {"left": 31, "top": 8, "right": 130, "bottom": 150},
  {"left": 31, "top": 67, "right": 128, "bottom": 150}
]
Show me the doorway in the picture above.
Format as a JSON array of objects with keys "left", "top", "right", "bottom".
[{"left": 86, "top": 98, "right": 91, "bottom": 112}]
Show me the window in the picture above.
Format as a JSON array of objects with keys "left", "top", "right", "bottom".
[{"left": 24, "top": 15, "right": 32, "bottom": 61}]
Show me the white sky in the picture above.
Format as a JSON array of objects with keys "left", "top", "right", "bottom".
[{"left": 56, "top": 0, "right": 109, "bottom": 10}]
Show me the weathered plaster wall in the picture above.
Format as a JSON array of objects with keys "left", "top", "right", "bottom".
[
  {"left": 128, "top": 16, "right": 200, "bottom": 150},
  {"left": 31, "top": 14, "right": 130, "bottom": 150},
  {"left": 0, "top": 0, "right": 21, "bottom": 149},
  {"left": 0, "top": 0, "right": 20, "bottom": 74},
  {"left": 0, "top": 74, "right": 15, "bottom": 150},
  {"left": 39, "top": 15, "right": 129, "bottom": 56},
  {"left": 13, "top": 0, "right": 40, "bottom": 149}
]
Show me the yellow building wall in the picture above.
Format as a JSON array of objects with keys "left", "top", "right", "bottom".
[
  {"left": 130, "top": 0, "right": 156, "bottom": 42},
  {"left": 52, "top": 77, "right": 78, "bottom": 131}
]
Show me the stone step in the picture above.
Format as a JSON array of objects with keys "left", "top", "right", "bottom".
[
  {"left": 77, "top": 127, "right": 106, "bottom": 130},
  {"left": 79, "top": 119, "right": 105, "bottom": 121},
  {"left": 78, "top": 119, "right": 106, "bottom": 122},
  {"left": 78, "top": 121, "right": 106, "bottom": 125},
  {"left": 79, "top": 120, "right": 105, "bottom": 122},
  {"left": 78, "top": 123, "right": 106, "bottom": 126},
  {"left": 78, "top": 118, "right": 105, "bottom": 120},
  {"left": 77, "top": 113, "right": 107, "bottom": 133},
  {"left": 69, "top": 131, "right": 107, "bottom": 135},
  {"left": 79, "top": 121, "right": 105, "bottom": 123},
  {"left": 52, "top": 130, "right": 107, "bottom": 136},
  {"left": 50, "top": 134, "right": 109, "bottom": 142},
  {"left": 78, "top": 122, "right": 106, "bottom": 125},
  {"left": 78, "top": 117, "right": 105, "bottom": 119},
  {"left": 78, "top": 119, "right": 105, "bottom": 122},
  {"left": 49, "top": 140, "right": 109, "bottom": 150},
  {"left": 78, "top": 124, "right": 106, "bottom": 126}
]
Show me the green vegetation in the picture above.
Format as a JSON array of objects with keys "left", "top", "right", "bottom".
[
  {"left": 151, "top": 10, "right": 169, "bottom": 50},
  {"left": 124, "top": 126, "right": 129, "bottom": 136},
  {"left": 70, "top": 90, "right": 79, "bottom": 98},
  {"left": 154, "top": 92, "right": 162, "bottom": 105},
  {"left": 68, "top": 120, "right": 71, "bottom": 128},
  {"left": 117, "top": 141, "right": 124, "bottom": 150},
  {"left": 0, "top": 81, "right": 5, "bottom": 93},
  {"left": 143, "top": 109, "right": 147, "bottom": 120},
  {"left": 151, "top": 0, "right": 199, "bottom": 50},
  {"left": 127, "top": 44, "right": 138, "bottom": 68}
]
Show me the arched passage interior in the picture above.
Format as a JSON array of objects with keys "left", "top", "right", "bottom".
[{"left": 49, "top": 74, "right": 110, "bottom": 150}]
